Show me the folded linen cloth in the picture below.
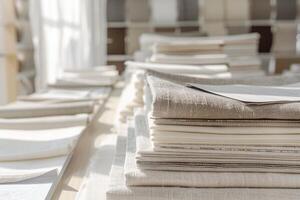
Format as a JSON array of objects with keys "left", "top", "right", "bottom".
[
  {"left": 149, "top": 54, "right": 228, "bottom": 65},
  {"left": 106, "top": 121, "right": 300, "bottom": 200},
  {"left": 0, "top": 101, "right": 94, "bottom": 118},
  {"left": 146, "top": 75, "right": 300, "bottom": 119},
  {"left": 18, "top": 88, "right": 111, "bottom": 103},
  {"left": 0, "top": 114, "right": 89, "bottom": 130},
  {"left": 151, "top": 118, "right": 300, "bottom": 127},
  {"left": 0, "top": 126, "right": 84, "bottom": 161},
  {"left": 124, "top": 112, "right": 300, "bottom": 188},
  {"left": 147, "top": 69, "right": 300, "bottom": 86},
  {"left": 135, "top": 112, "right": 300, "bottom": 172},
  {"left": 0, "top": 156, "right": 66, "bottom": 184},
  {"left": 64, "top": 65, "right": 117, "bottom": 73},
  {"left": 51, "top": 78, "right": 117, "bottom": 88},
  {"left": 153, "top": 39, "right": 224, "bottom": 54},
  {"left": 188, "top": 83, "right": 300, "bottom": 104},
  {"left": 125, "top": 61, "right": 229, "bottom": 74},
  {"left": 140, "top": 33, "right": 259, "bottom": 52},
  {"left": 61, "top": 71, "right": 119, "bottom": 83},
  {"left": 150, "top": 124, "right": 300, "bottom": 134}
]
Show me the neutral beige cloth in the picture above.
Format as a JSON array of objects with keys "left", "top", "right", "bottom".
[
  {"left": 0, "top": 156, "right": 66, "bottom": 184},
  {"left": 147, "top": 70, "right": 300, "bottom": 86},
  {"left": 149, "top": 54, "right": 228, "bottom": 65},
  {"left": 126, "top": 61, "right": 229, "bottom": 74},
  {"left": 146, "top": 75, "right": 300, "bottom": 119},
  {"left": 0, "top": 101, "right": 94, "bottom": 118},
  {"left": 153, "top": 39, "right": 224, "bottom": 54},
  {"left": 0, "top": 114, "right": 89, "bottom": 130},
  {"left": 0, "top": 126, "right": 84, "bottom": 161},
  {"left": 106, "top": 121, "right": 300, "bottom": 200},
  {"left": 124, "top": 112, "right": 300, "bottom": 188},
  {"left": 135, "top": 112, "right": 300, "bottom": 172},
  {"left": 18, "top": 88, "right": 111, "bottom": 103},
  {"left": 151, "top": 118, "right": 300, "bottom": 127}
]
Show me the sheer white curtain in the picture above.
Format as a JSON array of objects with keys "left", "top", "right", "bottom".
[{"left": 29, "top": 0, "right": 107, "bottom": 91}]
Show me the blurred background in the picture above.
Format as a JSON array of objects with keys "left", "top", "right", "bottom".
[{"left": 1, "top": 0, "right": 300, "bottom": 104}]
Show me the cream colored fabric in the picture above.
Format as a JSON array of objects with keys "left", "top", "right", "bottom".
[
  {"left": 19, "top": 88, "right": 111, "bottom": 103},
  {"left": 147, "top": 75, "right": 300, "bottom": 119},
  {"left": 107, "top": 121, "right": 300, "bottom": 200},
  {"left": 124, "top": 113, "right": 300, "bottom": 188},
  {"left": 0, "top": 114, "right": 89, "bottom": 130},
  {"left": 126, "top": 61, "right": 229, "bottom": 75},
  {"left": 0, "top": 126, "right": 84, "bottom": 161},
  {"left": 151, "top": 118, "right": 300, "bottom": 127},
  {"left": 149, "top": 54, "right": 228, "bottom": 65},
  {"left": 0, "top": 156, "right": 66, "bottom": 184},
  {"left": 0, "top": 101, "right": 94, "bottom": 118}
]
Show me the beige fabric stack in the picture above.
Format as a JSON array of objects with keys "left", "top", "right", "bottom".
[
  {"left": 149, "top": 33, "right": 263, "bottom": 77},
  {"left": 107, "top": 71, "right": 300, "bottom": 200}
]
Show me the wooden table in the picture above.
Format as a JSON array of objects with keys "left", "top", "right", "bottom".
[{"left": 52, "top": 83, "right": 123, "bottom": 200}]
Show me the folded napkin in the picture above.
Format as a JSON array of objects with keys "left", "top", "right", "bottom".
[
  {"left": 153, "top": 39, "right": 224, "bottom": 54},
  {"left": 149, "top": 54, "right": 228, "bottom": 65},
  {"left": 19, "top": 88, "right": 111, "bottom": 103},
  {"left": 106, "top": 121, "right": 300, "bottom": 200},
  {"left": 126, "top": 61, "right": 229, "bottom": 74},
  {"left": 0, "top": 156, "right": 66, "bottom": 184},
  {"left": 52, "top": 78, "right": 117, "bottom": 88},
  {"left": 0, "top": 101, "right": 94, "bottom": 118},
  {"left": 64, "top": 65, "right": 117, "bottom": 73},
  {"left": 146, "top": 75, "right": 300, "bottom": 119},
  {"left": 0, "top": 126, "right": 84, "bottom": 161},
  {"left": 124, "top": 112, "right": 300, "bottom": 188},
  {"left": 0, "top": 114, "right": 89, "bottom": 130}
]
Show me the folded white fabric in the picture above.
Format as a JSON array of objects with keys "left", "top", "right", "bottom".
[
  {"left": 188, "top": 83, "right": 300, "bottom": 104},
  {"left": 125, "top": 61, "right": 229, "bottom": 74},
  {"left": 116, "top": 71, "right": 145, "bottom": 124},
  {"left": 0, "top": 114, "right": 89, "bottom": 130},
  {"left": 149, "top": 54, "right": 228, "bottom": 65},
  {"left": 150, "top": 124, "right": 300, "bottom": 134},
  {"left": 64, "top": 65, "right": 117, "bottom": 73},
  {"left": 124, "top": 112, "right": 300, "bottom": 188},
  {"left": 52, "top": 78, "right": 117, "bottom": 88},
  {"left": 0, "top": 156, "right": 66, "bottom": 184},
  {"left": 0, "top": 126, "right": 84, "bottom": 161},
  {"left": 0, "top": 101, "right": 94, "bottom": 118},
  {"left": 18, "top": 88, "right": 111, "bottom": 103},
  {"left": 140, "top": 33, "right": 259, "bottom": 52},
  {"left": 106, "top": 121, "right": 300, "bottom": 200}
]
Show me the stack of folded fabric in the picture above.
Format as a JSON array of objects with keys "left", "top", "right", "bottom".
[
  {"left": 107, "top": 71, "right": 300, "bottom": 200},
  {"left": 0, "top": 65, "right": 119, "bottom": 198},
  {"left": 49, "top": 65, "right": 119, "bottom": 88},
  {"left": 149, "top": 33, "right": 263, "bottom": 77},
  {"left": 116, "top": 61, "right": 231, "bottom": 125},
  {"left": 135, "top": 33, "right": 263, "bottom": 77}
]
